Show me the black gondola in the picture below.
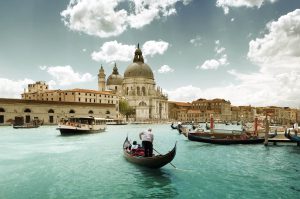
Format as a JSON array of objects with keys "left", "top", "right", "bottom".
[
  {"left": 187, "top": 133, "right": 265, "bottom": 145},
  {"left": 123, "top": 137, "right": 176, "bottom": 169},
  {"left": 171, "top": 123, "right": 178, "bottom": 129},
  {"left": 284, "top": 129, "right": 300, "bottom": 142}
]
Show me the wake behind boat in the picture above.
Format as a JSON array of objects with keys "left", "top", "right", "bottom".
[
  {"left": 123, "top": 137, "right": 176, "bottom": 169},
  {"left": 57, "top": 116, "right": 106, "bottom": 136}
]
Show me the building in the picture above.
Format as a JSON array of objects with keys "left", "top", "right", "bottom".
[
  {"left": 100, "top": 44, "right": 169, "bottom": 121},
  {"left": 0, "top": 98, "right": 116, "bottom": 126},
  {"left": 168, "top": 101, "right": 192, "bottom": 122},
  {"left": 191, "top": 98, "right": 232, "bottom": 122}
]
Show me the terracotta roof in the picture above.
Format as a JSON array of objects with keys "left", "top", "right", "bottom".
[
  {"left": 24, "top": 89, "right": 115, "bottom": 95},
  {"left": 0, "top": 98, "right": 115, "bottom": 107}
]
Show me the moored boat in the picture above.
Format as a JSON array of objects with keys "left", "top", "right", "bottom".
[
  {"left": 106, "top": 118, "right": 128, "bottom": 125},
  {"left": 187, "top": 133, "right": 264, "bottom": 145},
  {"left": 12, "top": 116, "right": 42, "bottom": 129},
  {"left": 284, "top": 128, "right": 300, "bottom": 142},
  {"left": 57, "top": 117, "right": 106, "bottom": 136},
  {"left": 123, "top": 137, "right": 176, "bottom": 169}
]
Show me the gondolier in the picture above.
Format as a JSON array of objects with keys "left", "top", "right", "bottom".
[{"left": 139, "top": 128, "right": 154, "bottom": 157}]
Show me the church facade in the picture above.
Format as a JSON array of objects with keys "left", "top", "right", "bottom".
[{"left": 98, "top": 45, "right": 169, "bottom": 121}]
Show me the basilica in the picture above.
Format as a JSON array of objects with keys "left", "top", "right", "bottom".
[{"left": 98, "top": 45, "right": 169, "bottom": 121}]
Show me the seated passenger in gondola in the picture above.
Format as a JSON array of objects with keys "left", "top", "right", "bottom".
[{"left": 131, "top": 141, "right": 144, "bottom": 156}]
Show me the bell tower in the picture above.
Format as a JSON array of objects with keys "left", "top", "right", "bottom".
[{"left": 98, "top": 65, "right": 106, "bottom": 91}]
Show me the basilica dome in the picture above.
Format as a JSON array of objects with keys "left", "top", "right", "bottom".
[
  {"left": 124, "top": 45, "right": 154, "bottom": 80},
  {"left": 107, "top": 64, "right": 123, "bottom": 85}
]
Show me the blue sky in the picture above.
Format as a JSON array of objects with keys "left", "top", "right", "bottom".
[{"left": 0, "top": 0, "right": 300, "bottom": 107}]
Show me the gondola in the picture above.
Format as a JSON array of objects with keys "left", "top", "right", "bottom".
[
  {"left": 123, "top": 137, "right": 176, "bottom": 169},
  {"left": 284, "top": 129, "right": 300, "bottom": 142},
  {"left": 187, "top": 133, "right": 265, "bottom": 145},
  {"left": 171, "top": 123, "right": 177, "bottom": 130}
]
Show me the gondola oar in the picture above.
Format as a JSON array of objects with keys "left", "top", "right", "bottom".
[{"left": 153, "top": 148, "right": 176, "bottom": 169}]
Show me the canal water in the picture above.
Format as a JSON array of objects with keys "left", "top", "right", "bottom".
[{"left": 0, "top": 124, "right": 299, "bottom": 199}]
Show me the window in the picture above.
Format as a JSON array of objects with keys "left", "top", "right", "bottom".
[
  {"left": 88, "top": 110, "right": 94, "bottom": 114},
  {"left": 24, "top": 108, "right": 31, "bottom": 113},
  {"left": 69, "top": 109, "right": 75, "bottom": 114},
  {"left": 48, "top": 109, "right": 54, "bottom": 113},
  {"left": 0, "top": 108, "right": 5, "bottom": 112},
  {"left": 106, "top": 110, "right": 110, "bottom": 114}
]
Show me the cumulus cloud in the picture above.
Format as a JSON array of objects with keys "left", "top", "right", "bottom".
[
  {"left": 216, "top": 0, "right": 277, "bottom": 14},
  {"left": 158, "top": 65, "right": 175, "bottom": 74},
  {"left": 92, "top": 41, "right": 136, "bottom": 63},
  {"left": 142, "top": 40, "right": 169, "bottom": 57},
  {"left": 46, "top": 65, "right": 94, "bottom": 86},
  {"left": 197, "top": 40, "right": 229, "bottom": 70},
  {"left": 168, "top": 9, "right": 300, "bottom": 107},
  {"left": 0, "top": 78, "right": 34, "bottom": 98},
  {"left": 190, "top": 35, "right": 202, "bottom": 47},
  {"left": 61, "top": 0, "right": 191, "bottom": 38},
  {"left": 92, "top": 40, "right": 169, "bottom": 63}
]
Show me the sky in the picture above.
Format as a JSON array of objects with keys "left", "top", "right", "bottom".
[{"left": 0, "top": 0, "right": 300, "bottom": 108}]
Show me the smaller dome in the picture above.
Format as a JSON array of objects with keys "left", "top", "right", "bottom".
[
  {"left": 107, "top": 63, "right": 123, "bottom": 85},
  {"left": 107, "top": 74, "right": 123, "bottom": 85}
]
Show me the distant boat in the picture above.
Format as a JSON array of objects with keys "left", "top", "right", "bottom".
[
  {"left": 123, "top": 137, "right": 176, "bottom": 169},
  {"left": 106, "top": 118, "right": 128, "bottom": 125},
  {"left": 57, "top": 116, "right": 106, "bottom": 136},
  {"left": 171, "top": 123, "right": 178, "bottom": 129},
  {"left": 13, "top": 116, "right": 42, "bottom": 129}
]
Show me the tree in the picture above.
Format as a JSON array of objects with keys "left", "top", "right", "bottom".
[{"left": 119, "top": 99, "right": 135, "bottom": 121}]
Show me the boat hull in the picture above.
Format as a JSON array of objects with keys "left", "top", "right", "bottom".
[
  {"left": 188, "top": 133, "right": 265, "bottom": 145},
  {"left": 58, "top": 128, "right": 105, "bottom": 136},
  {"left": 123, "top": 138, "right": 176, "bottom": 169}
]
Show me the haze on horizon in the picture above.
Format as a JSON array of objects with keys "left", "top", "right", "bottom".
[{"left": 0, "top": 0, "right": 300, "bottom": 108}]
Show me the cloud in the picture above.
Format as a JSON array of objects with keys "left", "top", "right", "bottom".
[
  {"left": 0, "top": 78, "right": 34, "bottom": 98},
  {"left": 197, "top": 40, "right": 229, "bottom": 70},
  {"left": 196, "top": 59, "right": 221, "bottom": 70},
  {"left": 158, "top": 65, "right": 175, "bottom": 73},
  {"left": 216, "top": 0, "right": 277, "bottom": 14},
  {"left": 190, "top": 35, "right": 202, "bottom": 46},
  {"left": 92, "top": 40, "right": 169, "bottom": 63},
  {"left": 248, "top": 9, "right": 300, "bottom": 72},
  {"left": 142, "top": 40, "right": 169, "bottom": 57},
  {"left": 46, "top": 65, "right": 94, "bottom": 86},
  {"left": 61, "top": 0, "right": 191, "bottom": 38},
  {"left": 168, "top": 9, "right": 300, "bottom": 107},
  {"left": 92, "top": 41, "right": 135, "bottom": 63},
  {"left": 39, "top": 65, "right": 47, "bottom": 70}
]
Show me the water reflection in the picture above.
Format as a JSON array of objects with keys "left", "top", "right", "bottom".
[{"left": 130, "top": 168, "right": 178, "bottom": 199}]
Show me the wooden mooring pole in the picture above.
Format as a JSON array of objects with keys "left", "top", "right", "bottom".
[{"left": 264, "top": 115, "right": 269, "bottom": 146}]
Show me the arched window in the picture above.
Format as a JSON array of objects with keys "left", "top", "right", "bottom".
[
  {"left": 139, "top": 101, "right": 147, "bottom": 106},
  {"left": 69, "top": 109, "right": 75, "bottom": 114},
  {"left": 24, "top": 108, "right": 31, "bottom": 113},
  {"left": 48, "top": 109, "right": 54, "bottom": 113},
  {"left": 88, "top": 110, "right": 94, "bottom": 114},
  {"left": 126, "top": 87, "right": 129, "bottom": 95},
  {"left": 137, "top": 87, "right": 140, "bottom": 96},
  {"left": 142, "top": 87, "right": 146, "bottom": 96},
  {"left": 106, "top": 110, "right": 110, "bottom": 114},
  {"left": 0, "top": 108, "right": 5, "bottom": 112}
]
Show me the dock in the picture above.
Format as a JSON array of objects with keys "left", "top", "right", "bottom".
[{"left": 266, "top": 138, "right": 300, "bottom": 146}]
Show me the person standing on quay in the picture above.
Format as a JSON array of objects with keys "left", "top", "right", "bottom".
[{"left": 139, "top": 128, "right": 154, "bottom": 157}]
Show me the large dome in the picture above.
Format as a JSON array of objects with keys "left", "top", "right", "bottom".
[
  {"left": 107, "top": 64, "right": 123, "bottom": 85},
  {"left": 124, "top": 45, "right": 154, "bottom": 79},
  {"left": 124, "top": 62, "right": 154, "bottom": 79}
]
